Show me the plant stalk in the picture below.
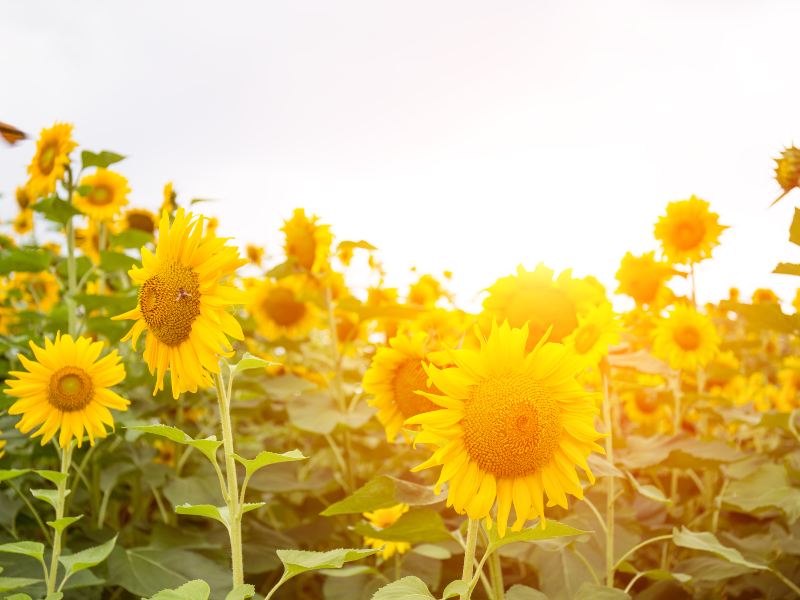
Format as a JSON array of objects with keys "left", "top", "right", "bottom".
[
  {"left": 46, "top": 442, "right": 74, "bottom": 594},
  {"left": 461, "top": 518, "right": 480, "bottom": 598},
  {"left": 601, "top": 367, "right": 615, "bottom": 587}
]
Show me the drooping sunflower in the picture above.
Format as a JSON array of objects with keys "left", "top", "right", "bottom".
[
  {"left": 245, "top": 244, "right": 265, "bottom": 266},
  {"left": 26, "top": 123, "right": 77, "bottom": 199},
  {"left": 654, "top": 196, "right": 726, "bottom": 264},
  {"left": 563, "top": 303, "right": 620, "bottom": 365},
  {"left": 408, "top": 322, "right": 603, "bottom": 536},
  {"left": 121, "top": 208, "right": 158, "bottom": 235},
  {"left": 13, "top": 210, "right": 33, "bottom": 235},
  {"left": 652, "top": 305, "right": 719, "bottom": 371},
  {"left": 73, "top": 169, "right": 130, "bottom": 222},
  {"left": 4, "top": 334, "right": 128, "bottom": 448},
  {"left": 248, "top": 276, "right": 319, "bottom": 340},
  {"left": 481, "top": 264, "right": 604, "bottom": 344},
  {"left": 362, "top": 504, "right": 411, "bottom": 559},
  {"left": 113, "top": 209, "right": 247, "bottom": 398},
  {"left": 615, "top": 251, "right": 675, "bottom": 307},
  {"left": 15, "top": 186, "right": 33, "bottom": 211},
  {"left": 161, "top": 181, "right": 177, "bottom": 214},
  {"left": 282, "top": 208, "right": 332, "bottom": 273},
  {"left": 13, "top": 271, "right": 60, "bottom": 312}
]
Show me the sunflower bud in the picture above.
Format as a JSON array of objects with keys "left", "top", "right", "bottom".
[{"left": 772, "top": 146, "right": 800, "bottom": 206}]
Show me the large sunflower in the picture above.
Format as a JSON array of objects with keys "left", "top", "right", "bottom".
[
  {"left": 27, "top": 123, "right": 77, "bottom": 199},
  {"left": 652, "top": 305, "right": 719, "bottom": 371},
  {"left": 73, "top": 169, "right": 130, "bottom": 222},
  {"left": 248, "top": 276, "right": 319, "bottom": 340},
  {"left": 408, "top": 322, "right": 603, "bottom": 536},
  {"left": 563, "top": 303, "right": 620, "bottom": 365},
  {"left": 4, "top": 334, "right": 128, "bottom": 448},
  {"left": 282, "top": 208, "right": 332, "bottom": 273},
  {"left": 654, "top": 196, "right": 726, "bottom": 264},
  {"left": 615, "top": 251, "right": 675, "bottom": 307},
  {"left": 114, "top": 209, "right": 247, "bottom": 398},
  {"left": 363, "top": 332, "right": 441, "bottom": 441},
  {"left": 481, "top": 264, "right": 604, "bottom": 344}
]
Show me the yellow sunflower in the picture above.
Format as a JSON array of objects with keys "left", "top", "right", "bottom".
[
  {"left": 362, "top": 504, "right": 411, "bottom": 559},
  {"left": 408, "top": 274, "right": 449, "bottom": 308},
  {"left": 113, "top": 209, "right": 247, "bottom": 398},
  {"left": 161, "top": 182, "right": 177, "bottom": 214},
  {"left": 621, "top": 376, "right": 670, "bottom": 434},
  {"left": 13, "top": 210, "right": 34, "bottom": 235},
  {"left": 654, "top": 196, "right": 726, "bottom": 264},
  {"left": 481, "top": 264, "right": 604, "bottom": 344},
  {"left": 282, "top": 208, "right": 332, "bottom": 273},
  {"left": 248, "top": 276, "right": 319, "bottom": 340},
  {"left": 121, "top": 208, "right": 158, "bottom": 235},
  {"left": 615, "top": 251, "right": 675, "bottom": 307},
  {"left": 563, "top": 303, "right": 620, "bottom": 365},
  {"left": 26, "top": 123, "right": 77, "bottom": 199},
  {"left": 4, "top": 334, "right": 128, "bottom": 448},
  {"left": 408, "top": 322, "right": 603, "bottom": 536},
  {"left": 752, "top": 288, "right": 779, "bottom": 305},
  {"left": 246, "top": 244, "right": 265, "bottom": 266},
  {"left": 73, "top": 169, "right": 130, "bottom": 222},
  {"left": 13, "top": 271, "right": 60, "bottom": 312},
  {"left": 76, "top": 221, "right": 101, "bottom": 264},
  {"left": 15, "top": 186, "right": 33, "bottom": 211},
  {"left": 652, "top": 305, "right": 719, "bottom": 371}
]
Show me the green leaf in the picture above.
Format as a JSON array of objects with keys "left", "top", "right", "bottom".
[
  {"left": 370, "top": 576, "right": 434, "bottom": 599},
  {"left": 0, "top": 469, "right": 29, "bottom": 483},
  {"left": 441, "top": 580, "right": 469, "bottom": 599},
  {"left": 233, "top": 449, "right": 306, "bottom": 479},
  {"left": 31, "top": 488, "right": 69, "bottom": 509},
  {"left": 47, "top": 515, "right": 83, "bottom": 534},
  {"left": 129, "top": 424, "right": 222, "bottom": 464},
  {"left": 354, "top": 508, "right": 451, "bottom": 544},
  {"left": 321, "top": 476, "right": 442, "bottom": 516},
  {"left": 241, "top": 502, "right": 265, "bottom": 515},
  {"left": 276, "top": 548, "right": 378, "bottom": 586},
  {"left": 674, "top": 556, "right": 753, "bottom": 582},
  {"left": 506, "top": 584, "right": 548, "bottom": 600},
  {"left": 0, "top": 577, "right": 39, "bottom": 592},
  {"left": 665, "top": 438, "right": 746, "bottom": 469},
  {"left": 0, "top": 248, "right": 51, "bottom": 275},
  {"left": 722, "top": 463, "right": 800, "bottom": 522},
  {"left": 412, "top": 544, "right": 451, "bottom": 560},
  {"left": 99, "top": 251, "right": 138, "bottom": 272},
  {"left": 790, "top": 207, "right": 800, "bottom": 245},
  {"left": 231, "top": 352, "right": 277, "bottom": 376},
  {"left": 146, "top": 580, "right": 211, "bottom": 600},
  {"left": 574, "top": 583, "right": 631, "bottom": 599},
  {"left": 774, "top": 262, "right": 800, "bottom": 276},
  {"left": 31, "top": 196, "right": 82, "bottom": 226},
  {"left": 175, "top": 504, "right": 229, "bottom": 528},
  {"left": 45, "top": 593, "right": 64, "bottom": 600},
  {"left": 0, "top": 541, "right": 45, "bottom": 562},
  {"left": 81, "top": 150, "right": 125, "bottom": 169},
  {"left": 626, "top": 472, "right": 670, "bottom": 504},
  {"left": 110, "top": 228, "right": 154, "bottom": 249},
  {"left": 224, "top": 584, "right": 256, "bottom": 600},
  {"left": 727, "top": 301, "right": 800, "bottom": 334},
  {"left": 487, "top": 520, "right": 589, "bottom": 552},
  {"left": 35, "top": 469, "right": 68, "bottom": 486},
  {"left": 672, "top": 527, "right": 767, "bottom": 571},
  {"left": 4, "top": 594, "right": 33, "bottom": 600},
  {"left": 59, "top": 535, "right": 117, "bottom": 577}
]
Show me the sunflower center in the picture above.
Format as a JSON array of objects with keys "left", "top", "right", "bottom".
[
  {"left": 392, "top": 359, "right": 438, "bottom": 419},
  {"left": 140, "top": 261, "right": 201, "bottom": 346},
  {"left": 88, "top": 185, "right": 113, "bottom": 206},
  {"left": 263, "top": 287, "right": 306, "bottom": 326},
  {"left": 463, "top": 374, "right": 562, "bottom": 478},
  {"left": 127, "top": 213, "right": 156, "bottom": 233},
  {"left": 48, "top": 366, "right": 93, "bottom": 412},
  {"left": 289, "top": 232, "right": 316, "bottom": 271},
  {"left": 506, "top": 288, "right": 578, "bottom": 342},
  {"left": 673, "top": 325, "right": 701, "bottom": 351},
  {"left": 633, "top": 389, "right": 659, "bottom": 414},
  {"left": 673, "top": 219, "right": 705, "bottom": 250},
  {"left": 38, "top": 144, "right": 57, "bottom": 175},
  {"left": 574, "top": 323, "right": 600, "bottom": 355}
]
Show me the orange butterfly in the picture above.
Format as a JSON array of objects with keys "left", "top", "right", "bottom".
[{"left": 0, "top": 122, "right": 26, "bottom": 145}]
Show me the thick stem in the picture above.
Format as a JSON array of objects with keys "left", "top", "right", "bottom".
[
  {"left": 46, "top": 443, "right": 74, "bottom": 594},
  {"left": 601, "top": 369, "right": 615, "bottom": 588},
  {"left": 461, "top": 519, "right": 480, "bottom": 597},
  {"left": 215, "top": 370, "right": 244, "bottom": 588},
  {"left": 97, "top": 221, "right": 108, "bottom": 295},
  {"left": 488, "top": 551, "right": 504, "bottom": 600},
  {"left": 64, "top": 169, "right": 78, "bottom": 338}
]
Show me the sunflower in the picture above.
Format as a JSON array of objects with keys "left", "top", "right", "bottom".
[
  {"left": 751, "top": 288, "right": 779, "bottom": 304},
  {"left": 4, "top": 334, "right": 128, "bottom": 448},
  {"left": 408, "top": 274, "right": 448, "bottom": 308},
  {"left": 13, "top": 210, "right": 33, "bottom": 235},
  {"left": 246, "top": 244, "right": 264, "bottom": 266},
  {"left": 615, "top": 252, "right": 675, "bottom": 307},
  {"left": 248, "top": 276, "right": 319, "bottom": 340},
  {"left": 13, "top": 271, "right": 60, "bottom": 312},
  {"left": 481, "top": 264, "right": 604, "bottom": 344},
  {"left": 282, "top": 208, "right": 332, "bottom": 273},
  {"left": 161, "top": 182, "right": 177, "bottom": 214},
  {"left": 621, "top": 377, "right": 670, "bottom": 433},
  {"left": 121, "top": 208, "right": 158, "bottom": 235},
  {"left": 362, "top": 504, "right": 411, "bottom": 559},
  {"left": 652, "top": 305, "right": 719, "bottom": 371},
  {"left": 76, "top": 221, "right": 101, "bottom": 263},
  {"left": 408, "top": 322, "right": 603, "bottom": 536},
  {"left": 563, "top": 303, "right": 620, "bottom": 365},
  {"left": 26, "top": 123, "right": 77, "bottom": 199},
  {"left": 113, "top": 209, "right": 247, "bottom": 399},
  {"left": 15, "top": 186, "right": 33, "bottom": 211},
  {"left": 654, "top": 196, "right": 726, "bottom": 264},
  {"left": 363, "top": 332, "right": 442, "bottom": 441},
  {"left": 73, "top": 169, "right": 130, "bottom": 222}
]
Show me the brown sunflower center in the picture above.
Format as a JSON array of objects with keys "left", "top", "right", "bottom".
[
  {"left": 87, "top": 185, "right": 113, "bottom": 206},
  {"left": 288, "top": 231, "right": 316, "bottom": 271},
  {"left": 574, "top": 323, "right": 600, "bottom": 355},
  {"left": 140, "top": 260, "right": 201, "bottom": 346},
  {"left": 392, "top": 359, "right": 438, "bottom": 419},
  {"left": 673, "top": 324, "right": 701, "bottom": 351},
  {"left": 463, "top": 374, "right": 562, "bottom": 478},
  {"left": 673, "top": 219, "right": 705, "bottom": 250},
  {"left": 48, "top": 366, "right": 93, "bottom": 412},
  {"left": 38, "top": 143, "right": 57, "bottom": 175},
  {"left": 506, "top": 287, "right": 578, "bottom": 342},
  {"left": 127, "top": 212, "right": 156, "bottom": 233},
  {"left": 263, "top": 287, "right": 306, "bottom": 326}
]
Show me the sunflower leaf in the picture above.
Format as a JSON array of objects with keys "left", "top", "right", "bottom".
[
  {"left": 145, "top": 579, "right": 211, "bottom": 600},
  {"left": 59, "top": 535, "right": 117, "bottom": 577},
  {"left": 81, "top": 150, "right": 125, "bottom": 170},
  {"left": 487, "top": 520, "right": 589, "bottom": 552},
  {"left": 233, "top": 449, "right": 306, "bottom": 479},
  {"left": 370, "top": 576, "right": 434, "bottom": 599}
]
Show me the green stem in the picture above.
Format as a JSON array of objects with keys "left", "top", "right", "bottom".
[
  {"left": 8, "top": 480, "right": 52, "bottom": 544},
  {"left": 46, "top": 442, "right": 74, "bottom": 594},
  {"left": 613, "top": 534, "right": 673, "bottom": 572},
  {"left": 771, "top": 567, "right": 800, "bottom": 596},
  {"left": 461, "top": 519, "right": 479, "bottom": 598},
  {"left": 98, "top": 221, "right": 108, "bottom": 295},
  {"left": 215, "top": 369, "right": 244, "bottom": 588},
  {"left": 488, "top": 551, "right": 504, "bottom": 600},
  {"left": 601, "top": 369, "right": 615, "bottom": 588},
  {"left": 64, "top": 169, "right": 78, "bottom": 338}
]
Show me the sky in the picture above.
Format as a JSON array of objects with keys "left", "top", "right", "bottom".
[{"left": 2, "top": 0, "right": 800, "bottom": 311}]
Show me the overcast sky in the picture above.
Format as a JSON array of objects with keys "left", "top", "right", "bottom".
[{"left": 3, "top": 1, "right": 800, "bottom": 309}]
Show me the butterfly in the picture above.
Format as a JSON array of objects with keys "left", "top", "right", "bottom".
[{"left": 0, "top": 122, "right": 27, "bottom": 145}]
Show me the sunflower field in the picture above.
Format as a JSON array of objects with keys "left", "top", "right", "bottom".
[{"left": 0, "top": 123, "right": 798, "bottom": 600}]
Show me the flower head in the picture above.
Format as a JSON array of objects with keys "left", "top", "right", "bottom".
[
  {"left": 362, "top": 504, "right": 411, "bottom": 559},
  {"left": 653, "top": 305, "right": 719, "bottom": 371},
  {"left": 27, "top": 123, "right": 76, "bottom": 199},
  {"left": 654, "top": 196, "right": 726, "bottom": 264},
  {"left": 248, "top": 276, "right": 319, "bottom": 340},
  {"left": 73, "top": 169, "right": 130, "bottom": 222},
  {"left": 282, "top": 208, "right": 332, "bottom": 273},
  {"left": 615, "top": 251, "right": 675, "bottom": 307},
  {"left": 563, "top": 303, "right": 620, "bottom": 365}
]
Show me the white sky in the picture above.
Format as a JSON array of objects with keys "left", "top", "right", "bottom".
[{"left": 3, "top": 0, "right": 800, "bottom": 310}]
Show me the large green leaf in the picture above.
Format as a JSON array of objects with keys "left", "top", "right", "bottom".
[
  {"left": 275, "top": 548, "right": 378, "bottom": 587},
  {"left": 321, "top": 476, "right": 441, "bottom": 516},
  {"left": 234, "top": 449, "right": 306, "bottom": 479},
  {"left": 370, "top": 576, "right": 434, "bottom": 599},
  {"left": 0, "top": 469, "right": 29, "bottom": 483},
  {"left": 174, "top": 504, "right": 229, "bottom": 528},
  {"left": 672, "top": 527, "right": 767, "bottom": 571},
  {"left": 0, "top": 248, "right": 51, "bottom": 274},
  {"left": 59, "top": 535, "right": 117, "bottom": 578},
  {"left": 99, "top": 251, "right": 138, "bottom": 272},
  {"left": 0, "top": 541, "right": 45, "bottom": 562},
  {"left": 0, "top": 577, "right": 40, "bottom": 593},
  {"left": 81, "top": 150, "right": 125, "bottom": 169},
  {"left": 129, "top": 424, "right": 222, "bottom": 464},
  {"left": 354, "top": 508, "right": 451, "bottom": 543},
  {"left": 145, "top": 580, "right": 210, "bottom": 600},
  {"left": 31, "top": 197, "right": 81, "bottom": 226},
  {"left": 487, "top": 520, "right": 589, "bottom": 552},
  {"left": 722, "top": 463, "right": 800, "bottom": 523},
  {"left": 110, "top": 229, "right": 153, "bottom": 249}
]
